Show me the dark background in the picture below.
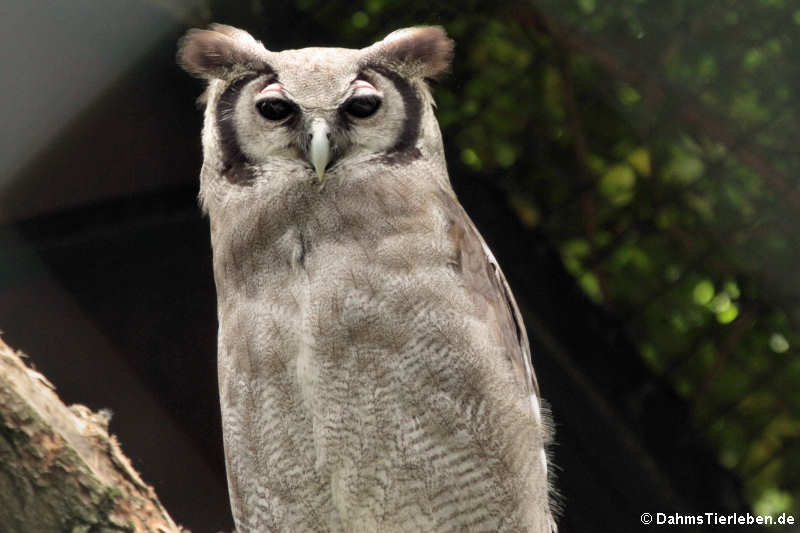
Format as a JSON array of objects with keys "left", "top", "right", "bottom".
[{"left": 1, "top": 1, "right": 797, "bottom": 532}]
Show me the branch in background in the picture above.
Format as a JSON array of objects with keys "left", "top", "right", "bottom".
[
  {"left": 0, "top": 337, "right": 186, "bottom": 533},
  {"left": 526, "top": 8, "right": 612, "bottom": 301}
]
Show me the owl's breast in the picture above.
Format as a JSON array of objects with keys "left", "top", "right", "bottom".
[{"left": 214, "top": 167, "right": 545, "bottom": 532}]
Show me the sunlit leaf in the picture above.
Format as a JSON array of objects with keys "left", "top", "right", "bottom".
[
  {"left": 561, "top": 239, "right": 591, "bottom": 274},
  {"left": 754, "top": 488, "right": 794, "bottom": 516},
  {"left": 693, "top": 280, "right": 715, "bottom": 305},
  {"left": 724, "top": 281, "right": 741, "bottom": 299},
  {"left": 710, "top": 293, "right": 731, "bottom": 313},
  {"left": 769, "top": 333, "right": 790, "bottom": 353},
  {"left": 717, "top": 304, "right": 739, "bottom": 324},
  {"left": 600, "top": 163, "right": 636, "bottom": 205},
  {"left": 460, "top": 148, "right": 481, "bottom": 169},
  {"left": 612, "top": 243, "right": 652, "bottom": 272},
  {"left": 579, "top": 271, "right": 603, "bottom": 302},
  {"left": 663, "top": 147, "right": 705, "bottom": 184},
  {"left": 627, "top": 147, "right": 651, "bottom": 176}
]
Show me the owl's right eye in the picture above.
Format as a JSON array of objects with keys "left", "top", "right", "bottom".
[{"left": 256, "top": 99, "right": 296, "bottom": 121}]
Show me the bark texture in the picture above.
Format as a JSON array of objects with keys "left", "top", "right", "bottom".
[{"left": 0, "top": 337, "right": 186, "bottom": 533}]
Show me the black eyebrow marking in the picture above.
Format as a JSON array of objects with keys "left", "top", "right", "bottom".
[
  {"left": 216, "top": 73, "right": 275, "bottom": 184},
  {"left": 363, "top": 65, "right": 423, "bottom": 164}
]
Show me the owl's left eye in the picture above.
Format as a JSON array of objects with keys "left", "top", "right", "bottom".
[
  {"left": 343, "top": 95, "right": 381, "bottom": 119},
  {"left": 256, "top": 99, "right": 296, "bottom": 121}
]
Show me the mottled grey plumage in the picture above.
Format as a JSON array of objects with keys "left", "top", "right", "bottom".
[{"left": 178, "top": 24, "right": 557, "bottom": 533}]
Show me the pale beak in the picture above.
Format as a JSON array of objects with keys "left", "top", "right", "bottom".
[{"left": 308, "top": 119, "right": 331, "bottom": 182}]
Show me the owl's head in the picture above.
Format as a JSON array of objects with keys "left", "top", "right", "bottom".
[{"left": 178, "top": 24, "right": 453, "bottom": 192}]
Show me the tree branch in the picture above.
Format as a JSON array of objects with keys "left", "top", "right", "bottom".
[{"left": 0, "top": 337, "right": 186, "bottom": 533}]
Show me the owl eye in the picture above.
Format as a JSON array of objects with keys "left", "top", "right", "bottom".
[
  {"left": 256, "top": 98, "right": 296, "bottom": 121},
  {"left": 343, "top": 95, "right": 381, "bottom": 119}
]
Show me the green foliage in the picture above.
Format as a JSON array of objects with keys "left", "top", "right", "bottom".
[
  {"left": 524, "top": 0, "right": 799, "bottom": 513},
  {"left": 515, "top": 0, "right": 798, "bottom": 513}
]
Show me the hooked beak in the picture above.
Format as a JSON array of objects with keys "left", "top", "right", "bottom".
[{"left": 308, "top": 119, "right": 331, "bottom": 182}]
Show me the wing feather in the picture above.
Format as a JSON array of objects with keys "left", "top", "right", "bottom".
[{"left": 437, "top": 190, "right": 540, "bottom": 399}]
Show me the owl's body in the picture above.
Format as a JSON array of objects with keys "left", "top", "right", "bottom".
[{"left": 179, "top": 25, "right": 556, "bottom": 533}]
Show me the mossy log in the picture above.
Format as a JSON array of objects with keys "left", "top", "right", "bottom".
[{"left": 0, "top": 337, "right": 186, "bottom": 533}]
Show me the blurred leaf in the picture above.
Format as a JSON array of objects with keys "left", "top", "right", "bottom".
[
  {"left": 561, "top": 238, "right": 591, "bottom": 274},
  {"left": 743, "top": 48, "right": 765, "bottom": 71},
  {"left": 494, "top": 142, "right": 517, "bottom": 168},
  {"left": 617, "top": 84, "right": 641, "bottom": 106},
  {"left": 693, "top": 280, "right": 715, "bottom": 305},
  {"left": 461, "top": 148, "right": 481, "bottom": 169},
  {"left": 627, "top": 147, "right": 651, "bottom": 177},
  {"left": 600, "top": 163, "right": 637, "bottom": 205},
  {"left": 686, "top": 193, "right": 714, "bottom": 220},
  {"left": 364, "top": 0, "right": 382, "bottom": 13},
  {"left": 543, "top": 67, "right": 565, "bottom": 120},
  {"left": 578, "top": 0, "right": 595, "bottom": 14},
  {"left": 724, "top": 281, "right": 741, "bottom": 299},
  {"left": 579, "top": 271, "right": 603, "bottom": 302},
  {"left": 716, "top": 303, "right": 739, "bottom": 324},
  {"left": 730, "top": 90, "right": 770, "bottom": 126},
  {"left": 754, "top": 488, "right": 794, "bottom": 516},
  {"left": 710, "top": 293, "right": 731, "bottom": 314},
  {"left": 769, "top": 333, "right": 790, "bottom": 353},
  {"left": 662, "top": 147, "right": 705, "bottom": 184}
]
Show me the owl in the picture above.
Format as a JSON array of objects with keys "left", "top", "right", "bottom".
[{"left": 178, "top": 24, "right": 557, "bottom": 533}]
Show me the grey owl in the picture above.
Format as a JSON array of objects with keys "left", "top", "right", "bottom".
[{"left": 178, "top": 24, "right": 557, "bottom": 533}]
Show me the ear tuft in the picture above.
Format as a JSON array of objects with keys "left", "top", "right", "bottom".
[
  {"left": 365, "top": 26, "right": 454, "bottom": 79},
  {"left": 177, "top": 24, "right": 271, "bottom": 80}
]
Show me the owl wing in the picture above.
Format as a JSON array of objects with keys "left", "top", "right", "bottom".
[{"left": 439, "top": 190, "right": 540, "bottom": 399}]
